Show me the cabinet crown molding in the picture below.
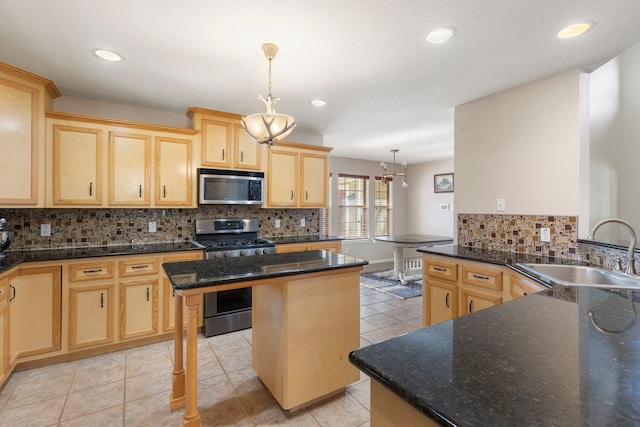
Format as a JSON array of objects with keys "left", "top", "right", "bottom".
[
  {"left": 0, "top": 61, "right": 61, "bottom": 98},
  {"left": 46, "top": 111, "right": 198, "bottom": 135}
]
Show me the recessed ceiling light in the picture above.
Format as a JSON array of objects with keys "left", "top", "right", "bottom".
[
  {"left": 310, "top": 99, "right": 326, "bottom": 107},
  {"left": 93, "top": 49, "right": 124, "bottom": 62},
  {"left": 557, "top": 22, "right": 593, "bottom": 39},
  {"left": 426, "top": 27, "right": 456, "bottom": 44}
]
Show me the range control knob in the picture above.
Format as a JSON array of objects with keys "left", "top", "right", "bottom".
[
  {"left": 214, "top": 252, "right": 224, "bottom": 259},
  {"left": 255, "top": 248, "right": 263, "bottom": 255}
]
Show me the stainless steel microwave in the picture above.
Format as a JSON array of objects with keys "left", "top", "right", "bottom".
[{"left": 198, "top": 168, "right": 264, "bottom": 205}]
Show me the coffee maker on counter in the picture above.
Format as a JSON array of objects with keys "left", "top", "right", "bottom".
[{"left": 0, "top": 218, "right": 11, "bottom": 256}]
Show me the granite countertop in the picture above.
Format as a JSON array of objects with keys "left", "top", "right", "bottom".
[
  {"left": 350, "top": 285, "right": 640, "bottom": 426},
  {"left": 163, "top": 250, "right": 368, "bottom": 290},
  {"left": 266, "top": 235, "right": 344, "bottom": 245},
  {"left": 0, "top": 241, "right": 201, "bottom": 274}
]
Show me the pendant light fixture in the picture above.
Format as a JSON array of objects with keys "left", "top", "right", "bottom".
[
  {"left": 241, "top": 43, "right": 296, "bottom": 146},
  {"left": 380, "top": 149, "right": 408, "bottom": 188}
]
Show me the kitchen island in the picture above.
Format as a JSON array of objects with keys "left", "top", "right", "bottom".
[
  {"left": 350, "top": 245, "right": 640, "bottom": 426},
  {"left": 163, "top": 250, "right": 368, "bottom": 427}
]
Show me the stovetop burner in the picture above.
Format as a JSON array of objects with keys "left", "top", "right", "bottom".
[{"left": 194, "top": 218, "right": 275, "bottom": 257}]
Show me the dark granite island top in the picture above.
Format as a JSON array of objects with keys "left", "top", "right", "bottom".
[
  {"left": 350, "top": 285, "right": 640, "bottom": 426},
  {"left": 266, "top": 235, "right": 343, "bottom": 245},
  {"left": 162, "top": 250, "right": 367, "bottom": 290}
]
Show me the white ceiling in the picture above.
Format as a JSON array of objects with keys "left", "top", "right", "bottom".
[{"left": 1, "top": 0, "right": 640, "bottom": 164}]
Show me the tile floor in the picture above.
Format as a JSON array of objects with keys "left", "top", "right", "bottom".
[{"left": 0, "top": 280, "right": 423, "bottom": 426}]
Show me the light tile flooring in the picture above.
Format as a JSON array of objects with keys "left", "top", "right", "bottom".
[{"left": 0, "top": 281, "right": 422, "bottom": 426}]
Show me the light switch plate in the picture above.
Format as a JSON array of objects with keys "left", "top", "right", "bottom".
[
  {"left": 148, "top": 221, "right": 157, "bottom": 233},
  {"left": 275, "top": 219, "right": 281, "bottom": 228},
  {"left": 300, "top": 218, "right": 306, "bottom": 227},
  {"left": 41, "top": 223, "right": 51, "bottom": 237},
  {"left": 496, "top": 198, "right": 506, "bottom": 212},
  {"left": 541, "top": 227, "right": 551, "bottom": 242}
]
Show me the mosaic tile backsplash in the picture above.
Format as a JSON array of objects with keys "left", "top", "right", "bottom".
[
  {"left": 458, "top": 213, "right": 579, "bottom": 258},
  {"left": 0, "top": 207, "right": 320, "bottom": 251}
]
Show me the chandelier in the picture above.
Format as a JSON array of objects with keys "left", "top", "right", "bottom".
[
  {"left": 380, "top": 149, "right": 408, "bottom": 188},
  {"left": 241, "top": 43, "right": 296, "bottom": 146}
]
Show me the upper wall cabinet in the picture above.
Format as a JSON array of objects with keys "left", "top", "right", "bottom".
[
  {"left": 265, "top": 142, "right": 332, "bottom": 208},
  {"left": 46, "top": 111, "right": 197, "bottom": 208},
  {"left": 186, "top": 107, "right": 264, "bottom": 171},
  {"left": 0, "top": 62, "right": 61, "bottom": 207}
]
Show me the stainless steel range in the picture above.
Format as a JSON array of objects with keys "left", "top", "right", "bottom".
[{"left": 194, "top": 218, "right": 275, "bottom": 337}]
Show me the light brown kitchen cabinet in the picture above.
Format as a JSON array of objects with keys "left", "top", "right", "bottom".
[
  {"left": 109, "top": 131, "right": 151, "bottom": 206},
  {"left": 46, "top": 111, "right": 198, "bottom": 208},
  {"left": 119, "top": 278, "right": 159, "bottom": 340},
  {"left": 67, "top": 260, "right": 116, "bottom": 350},
  {"left": 154, "top": 136, "right": 193, "bottom": 206},
  {"left": 0, "top": 275, "right": 9, "bottom": 385},
  {"left": 187, "top": 107, "right": 263, "bottom": 170},
  {"left": 8, "top": 266, "right": 61, "bottom": 363},
  {"left": 162, "top": 251, "right": 203, "bottom": 332},
  {"left": 275, "top": 240, "right": 342, "bottom": 254},
  {"left": 425, "top": 279, "right": 458, "bottom": 325},
  {"left": 0, "top": 61, "right": 60, "bottom": 207},
  {"left": 423, "top": 253, "right": 542, "bottom": 327},
  {"left": 51, "top": 124, "right": 104, "bottom": 205},
  {"left": 265, "top": 142, "right": 332, "bottom": 208}
]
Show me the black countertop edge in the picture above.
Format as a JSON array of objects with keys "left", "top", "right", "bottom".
[
  {"left": 264, "top": 235, "right": 344, "bottom": 245},
  {"left": 0, "top": 242, "right": 202, "bottom": 275},
  {"left": 163, "top": 250, "right": 368, "bottom": 290}
]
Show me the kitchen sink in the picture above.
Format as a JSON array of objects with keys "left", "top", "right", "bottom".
[{"left": 516, "top": 263, "right": 640, "bottom": 289}]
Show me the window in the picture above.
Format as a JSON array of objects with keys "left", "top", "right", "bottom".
[
  {"left": 338, "top": 174, "right": 368, "bottom": 239},
  {"left": 322, "top": 173, "right": 332, "bottom": 236},
  {"left": 374, "top": 177, "right": 392, "bottom": 236}
]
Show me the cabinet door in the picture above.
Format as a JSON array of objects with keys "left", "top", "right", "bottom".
[
  {"left": 0, "top": 78, "right": 39, "bottom": 205},
  {"left": 300, "top": 153, "right": 328, "bottom": 207},
  {"left": 267, "top": 149, "right": 298, "bottom": 207},
  {"left": 234, "top": 124, "right": 261, "bottom": 170},
  {"left": 162, "top": 252, "right": 202, "bottom": 332},
  {"left": 52, "top": 125, "right": 103, "bottom": 205},
  {"left": 120, "top": 279, "right": 158, "bottom": 340},
  {"left": 510, "top": 274, "right": 544, "bottom": 300},
  {"left": 460, "top": 287, "right": 502, "bottom": 316},
  {"left": 424, "top": 280, "right": 458, "bottom": 327},
  {"left": 69, "top": 283, "right": 114, "bottom": 350},
  {"left": 201, "top": 119, "right": 232, "bottom": 167},
  {"left": 108, "top": 131, "right": 151, "bottom": 206},
  {"left": 154, "top": 136, "right": 193, "bottom": 206},
  {"left": 0, "top": 301, "right": 8, "bottom": 385},
  {"left": 9, "top": 266, "right": 61, "bottom": 361}
]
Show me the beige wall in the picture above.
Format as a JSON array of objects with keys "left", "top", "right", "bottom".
[
  {"left": 406, "top": 159, "right": 455, "bottom": 237},
  {"left": 454, "top": 69, "right": 589, "bottom": 223}
]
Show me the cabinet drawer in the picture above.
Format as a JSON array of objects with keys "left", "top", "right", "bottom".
[
  {"left": 424, "top": 259, "right": 458, "bottom": 282},
  {"left": 119, "top": 257, "right": 160, "bottom": 277},
  {"left": 69, "top": 261, "right": 115, "bottom": 282},
  {"left": 460, "top": 265, "right": 503, "bottom": 291},
  {"left": 510, "top": 274, "right": 543, "bottom": 299}
]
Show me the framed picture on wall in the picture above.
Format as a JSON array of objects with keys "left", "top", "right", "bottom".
[{"left": 434, "top": 173, "right": 454, "bottom": 193}]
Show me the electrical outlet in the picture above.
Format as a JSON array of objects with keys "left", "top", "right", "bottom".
[
  {"left": 440, "top": 203, "right": 449, "bottom": 210},
  {"left": 496, "top": 198, "right": 506, "bottom": 212},
  {"left": 541, "top": 227, "right": 551, "bottom": 242},
  {"left": 148, "top": 221, "right": 157, "bottom": 233},
  {"left": 275, "top": 219, "right": 281, "bottom": 228},
  {"left": 300, "top": 218, "right": 306, "bottom": 227},
  {"left": 41, "top": 223, "right": 51, "bottom": 237}
]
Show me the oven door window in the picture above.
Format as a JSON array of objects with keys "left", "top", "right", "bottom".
[{"left": 215, "top": 288, "right": 252, "bottom": 314}]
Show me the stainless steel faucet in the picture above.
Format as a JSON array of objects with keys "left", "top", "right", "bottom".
[{"left": 587, "top": 218, "right": 638, "bottom": 275}]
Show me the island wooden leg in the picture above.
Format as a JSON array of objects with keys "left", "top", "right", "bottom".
[
  {"left": 393, "top": 245, "right": 405, "bottom": 283},
  {"left": 170, "top": 292, "right": 185, "bottom": 411},
  {"left": 183, "top": 294, "right": 201, "bottom": 427}
]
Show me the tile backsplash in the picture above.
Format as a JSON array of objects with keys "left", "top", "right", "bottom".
[
  {"left": 458, "top": 213, "right": 579, "bottom": 258},
  {"left": 0, "top": 207, "right": 320, "bottom": 251}
]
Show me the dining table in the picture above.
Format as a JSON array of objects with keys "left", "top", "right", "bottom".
[{"left": 374, "top": 234, "right": 453, "bottom": 283}]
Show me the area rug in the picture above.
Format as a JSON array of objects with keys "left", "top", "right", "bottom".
[{"left": 360, "top": 270, "right": 423, "bottom": 300}]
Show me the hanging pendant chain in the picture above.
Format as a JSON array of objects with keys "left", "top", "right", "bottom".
[{"left": 267, "top": 59, "right": 273, "bottom": 98}]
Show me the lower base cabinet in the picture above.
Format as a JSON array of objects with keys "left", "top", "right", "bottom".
[
  {"left": 69, "top": 283, "right": 115, "bottom": 350},
  {"left": 120, "top": 278, "right": 159, "bottom": 340},
  {"left": 9, "top": 266, "right": 62, "bottom": 363},
  {"left": 0, "top": 296, "right": 8, "bottom": 385}
]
